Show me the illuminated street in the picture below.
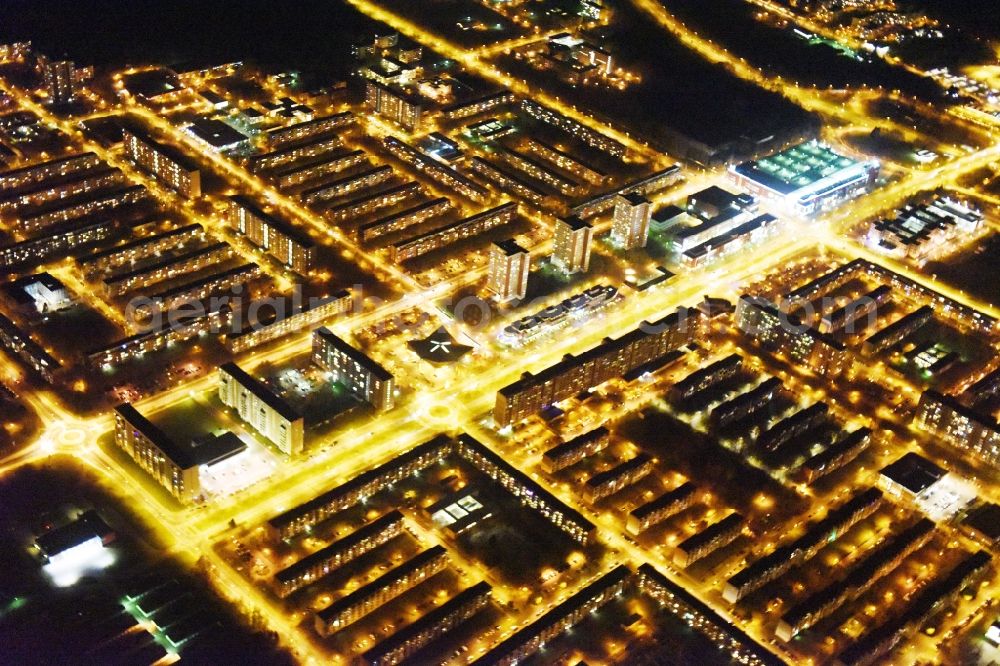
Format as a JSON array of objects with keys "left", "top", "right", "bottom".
[{"left": 0, "top": 1, "right": 999, "bottom": 664}]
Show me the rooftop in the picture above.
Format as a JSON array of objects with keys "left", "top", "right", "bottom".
[
  {"left": 185, "top": 117, "right": 250, "bottom": 149},
  {"left": 35, "top": 510, "right": 114, "bottom": 559},
  {"left": 115, "top": 404, "right": 246, "bottom": 470},
  {"left": 493, "top": 238, "right": 528, "bottom": 256},
  {"left": 964, "top": 503, "right": 1000, "bottom": 542},
  {"left": 314, "top": 327, "right": 392, "bottom": 381},
  {"left": 880, "top": 452, "right": 946, "bottom": 495},
  {"left": 220, "top": 363, "right": 301, "bottom": 423},
  {"left": 733, "top": 140, "right": 871, "bottom": 195}
]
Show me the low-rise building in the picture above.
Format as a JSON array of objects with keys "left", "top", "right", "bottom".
[
  {"left": 627, "top": 481, "right": 697, "bottom": 535},
  {"left": 541, "top": 426, "right": 610, "bottom": 473},
  {"left": 315, "top": 546, "right": 449, "bottom": 636},
  {"left": 362, "top": 582, "right": 492, "bottom": 666},
  {"left": 0, "top": 311, "right": 61, "bottom": 382},
  {"left": 673, "top": 512, "right": 745, "bottom": 568},
  {"left": 584, "top": 454, "right": 655, "bottom": 503},
  {"left": 637, "top": 564, "right": 784, "bottom": 666},
  {"left": 473, "top": 566, "right": 628, "bottom": 666},
  {"left": 274, "top": 511, "right": 404, "bottom": 598},
  {"left": 724, "top": 488, "right": 882, "bottom": 603},
  {"left": 35, "top": 510, "right": 115, "bottom": 565}
]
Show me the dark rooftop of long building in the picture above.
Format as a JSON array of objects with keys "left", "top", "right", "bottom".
[
  {"left": 314, "top": 327, "right": 392, "bottom": 381},
  {"left": 114, "top": 404, "right": 245, "bottom": 470},
  {"left": 220, "top": 362, "right": 301, "bottom": 423}
]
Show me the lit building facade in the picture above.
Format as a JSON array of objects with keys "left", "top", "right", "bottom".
[
  {"left": 611, "top": 192, "right": 650, "bottom": 249},
  {"left": 219, "top": 362, "right": 304, "bottom": 456},
  {"left": 735, "top": 295, "right": 849, "bottom": 377},
  {"left": 495, "top": 307, "right": 699, "bottom": 427},
  {"left": 43, "top": 59, "right": 78, "bottom": 104},
  {"left": 365, "top": 79, "right": 423, "bottom": 131},
  {"left": 915, "top": 390, "right": 1000, "bottom": 469},
  {"left": 729, "top": 141, "right": 879, "bottom": 217},
  {"left": 487, "top": 239, "right": 529, "bottom": 302},
  {"left": 552, "top": 215, "right": 593, "bottom": 274},
  {"left": 312, "top": 327, "right": 395, "bottom": 411},
  {"left": 121, "top": 121, "right": 202, "bottom": 198},
  {"left": 390, "top": 202, "right": 517, "bottom": 263},
  {"left": 225, "top": 195, "right": 315, "bottom": 274}
]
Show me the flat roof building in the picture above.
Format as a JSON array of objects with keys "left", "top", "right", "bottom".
[
  {"left": 487, "top": 239, "right": 529, "bottom": 302},
  {"left": 552, "top": 215, "right": 593, "bottom": 274},
  {"left": 219, "top": 362, "right": 303, "bottom": 456},
  {"left": 730, "top": 140, "right": 878, "bottom": 216},
  {"left": 184, "top": 117, "right": 251, "bottom": 154},
  {"left": 312, "top": 327, "right": 395, "bottom": 411},
  {"left": 362, "top": 581, "right": 492, "bottom": 666},
  {"left": 35, "top": 510, "right": 115, "bottom": 564},
  {"left": 225, "top": 195, "right": 314, "bottom": 274},
  {"left": 113, "top": 404, "right": 246, "bottom": 502},
  {"left": 611, "top": 192, "right": 650, "bottom": 250},
  {"left": 121, "top": 119, "right": 202, "bottom": 198},
  {"left": 915, "top": 390, "right": 1000, "bottom": 469}
]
